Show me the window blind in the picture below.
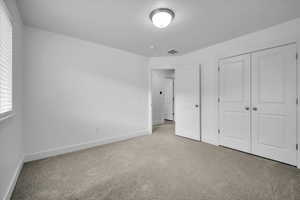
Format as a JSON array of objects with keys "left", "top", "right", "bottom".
[{"left": 0, "top": 2, "right": 12, "bottom": 117}]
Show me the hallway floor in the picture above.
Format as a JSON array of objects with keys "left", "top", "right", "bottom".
[{"left": 12, "top": 123, "right": 300, "bottom": 200}]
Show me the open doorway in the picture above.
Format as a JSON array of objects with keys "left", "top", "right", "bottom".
[{"left": 151, "top": 69, "right": 175, "bottom": 133}]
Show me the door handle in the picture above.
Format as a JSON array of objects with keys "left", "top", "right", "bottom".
[
  {"left": 245, "top": 106, "right": 250, "bottom": 111},
  {"left": 195, "top": 104, "right": 199, "bottom": 108},
  {"left": 252, "top": 107, "right": 258, "bottom": 111}
]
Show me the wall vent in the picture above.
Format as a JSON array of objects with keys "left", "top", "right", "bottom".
[{"left": 168, "top": 49, "right": 178, "bottom": 55}]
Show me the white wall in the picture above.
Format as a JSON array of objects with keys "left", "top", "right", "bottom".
[
  {"left": 149, "top": 18, "right": 300, "bottom": 167},
  {"left": 0, "top": 0, "right": 24, "bottom": 199},
  {"left": 152, "top": 70, "right": 174, "bottom": 125},
  {"left": 23, "top": 27, "right": 149, "bottom": 161}
]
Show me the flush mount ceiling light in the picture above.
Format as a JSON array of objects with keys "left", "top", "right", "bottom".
[{"left": 149, "top": 8, "right": 175, "bottom": 28}]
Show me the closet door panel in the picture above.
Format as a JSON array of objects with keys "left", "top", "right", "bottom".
[
  {"left": 219, "top": 54, "right": 251, "bottom": 153},
  {"left": 251, "top": 44, "right": 297, "bottom": 166}
]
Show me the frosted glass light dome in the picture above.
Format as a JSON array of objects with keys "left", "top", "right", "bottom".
[{"left": 150, "top": 8, "right": 175, "bottom": 28}]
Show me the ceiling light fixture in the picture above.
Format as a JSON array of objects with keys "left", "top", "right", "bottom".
[{"left": 149, "top": 8, "right": 175, "bottom": 28}]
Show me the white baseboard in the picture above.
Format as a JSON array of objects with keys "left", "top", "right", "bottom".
[
  {"left": 24, "top": 130, "right": 150, "bottom": 162},
  {"left": 202, "top": 137, "right": 218, "bottom": 146},
  {"left": 152, "top": 120, "right": 162, "bottom": 125},
  {"left": 3, "top": 156, "right": 24, "bottom": 200},
  {"left": 152, "top": 118, "right": 164, "bottom": 126}
]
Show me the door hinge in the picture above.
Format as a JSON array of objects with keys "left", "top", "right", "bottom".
[
  {"left": 297, "top": 97, "right": 299, "bottom": 105},
  {"left": 218, "top": 67, "right": 220, "bottom": 72},
  {"left": 296, "top": 144, "right": 298, "bottom": 151},
  {"left": 296, "top": 53, "right": 298, "bottom": 60},
  {"left": 218, "top": 97, "right": 220, "bottom": 103},
  {"left": 218, "top": 129, "right": 220, "bottom": 134}
]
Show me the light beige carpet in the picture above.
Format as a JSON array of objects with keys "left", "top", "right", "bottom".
[{"left": 12, "top": 123, "right": 300, "bottom": 200}]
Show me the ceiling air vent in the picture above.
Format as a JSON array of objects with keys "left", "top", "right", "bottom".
[{"left": 168, "top": 49, "right": 178, "bottom": 55}]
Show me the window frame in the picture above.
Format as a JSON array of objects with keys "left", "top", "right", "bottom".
[{"left": 0, "top": 0, "right": 14, "bottom": 121}]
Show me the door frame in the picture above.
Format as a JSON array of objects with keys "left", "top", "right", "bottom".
[
  {"left": 148, "top": 67, "right": 175, "bottom": 134},
  {"left": 149, "top": 65, "right": 202, "bottom": 138},
  {"left": 217, "top": 42, "right": 299, "bottom": 168}
]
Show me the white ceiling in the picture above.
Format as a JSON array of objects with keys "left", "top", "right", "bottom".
[{"left": 17, "top": 0, "right": 300, "bottom": 57}]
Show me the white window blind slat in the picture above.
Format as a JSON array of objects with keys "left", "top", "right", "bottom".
[{"left": 0, "top": 2, "right": 12, "bottom": 116}]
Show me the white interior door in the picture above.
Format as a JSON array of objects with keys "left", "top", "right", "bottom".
[
  {"left": 219, "top": 54, "right": 251, "bottom": 153},
  {"left": 164, "top": 79, "right": 174, "bottom": 120},
  {"left": 175, "top": 66, "right": 200, "bottom": 141},
  {"left": 252, "top": 44, "right": 297, "bottom": 166}
]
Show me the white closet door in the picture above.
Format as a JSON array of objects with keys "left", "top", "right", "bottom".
[
  {"left": 219, "top": 54, "right": 251, "bottom": 153},
  {"left": 252, "top": 44, "right": 297, "bottom": 166},
  {"left": 175, "top": 66, "right": 200, "bottom": 141}
]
